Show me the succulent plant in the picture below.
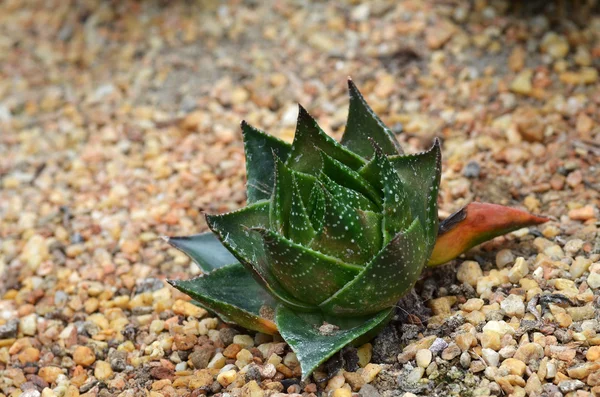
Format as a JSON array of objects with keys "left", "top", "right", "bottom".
[{"left": 166, "top": 80, "right": 548, "bottom": 379}]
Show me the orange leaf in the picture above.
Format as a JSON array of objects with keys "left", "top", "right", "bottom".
[{"left": 428, "top": 202, "right": 549, "bottom": 266}]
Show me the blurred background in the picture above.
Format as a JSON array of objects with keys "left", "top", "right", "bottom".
[{"left": 1, "top": 0, "right": 599, "bottom": 322}]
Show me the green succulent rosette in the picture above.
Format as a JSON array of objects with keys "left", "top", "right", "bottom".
[{"left": 167, "top": 80, "right": 441, "bottom": 378}]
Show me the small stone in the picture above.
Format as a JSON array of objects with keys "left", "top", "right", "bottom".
[
  {"left": 19, "top": 314, "right": 37, "bottom": 336},
  {"left": 568, "top": 205, "right": 596, "bottom": 221},
  {"left": 558, "top": 380, "right": 585, "bottom": 393},
  {"left": 500, "top": 295, "right": 525, "bottom": 318},
  {"left": 416, "top": 349, "right": 432, "bottom": 368},
  {"left": 513, "top": 343, "right": 544, "bottom": 363},
  {"left": 223, "top": 343, "right": 242, "bottom": 359},
  {"left": 38, "top": 367, "right": 63, "bottom": 384},
  {"left": 357, "top": 343, "right": 372, "bottom": 368},
  {"left": 94, "top": 360, "right": 114, "bottom": 381},
  {"left": 588, "top": 272, "right": 600, "bottom": 289},
  {"left": 460, "top": 351, "right": 471, "bottom": 368},
  {"left": 510, "top": 70, "right": 533, "bottom": 95},
  {"left": 441, "top": 343, "right": 461, "bottom": 360},
  {"left": 217, "top": 369, "right": 237, "bottom": 387},
  {"left": 501, "top": 358, "right": 526, "bottom": 376},
  {"left": 235, "top": 349, "right": 254, "bottom": 369},
  {"left": 219, "top": 328, "right": 240, "bottom": 345},
  {"left": 571, "top": 256, "right": 591, "bottom": 278},
  {"left": 359, "top": 384, "right": 381, "bottom": 397},
  {"left": 241, "top": 380, "right": 264, "bottom": 397},
  {"left": 343, "top": 371, "right": 366, "bottom": 391},
  {"left": 508, "top": 257, "right": 529, "bottom": 283},
  {"left": 326, "top": 374, "right": 346, "bottom": 391},
  {"left": 332, "top": 389, "right": 352, "bottom": 397},
  {"left": 587, "top": 346, "right": 600, "bottom": 361},
  {"left": 457, "top": 261, "right": 482, "bottom": 287},
  {"left": 172, "top": 300, "right": 207, "bottom": 318},
  {"left": 540, "top": 32, "right": 570, "bottom": 59},
  {"left": 495, "top": 249, "right": 515, "bottom": 269},
  {"left": 361, "top": 363, "right": 382, "bottom": 383},
  {"left": 482, "top": 348, "right": 500, "bottom": 367},
  {"left": 428, "top": 296, "right": 456, "bottom": 315},
  {"left": 462, "top": 298, "right": 484, "bottom": 312},
  {"left": 190, "top": 349, "right": 213, "bottom": 369},
  {"left": 425, "top": 20, "right": 455, "bottom": 49},
  {"left": 406, "top": 367, "right": 424, "bottom": 383},
  {"left": 455, "top": 333, "right": 477, "bottom": 351},
  {"left": 207, "top": 352, "right": 226, "bottom": 369},
  {"left": 18, "top": 347, "right": 40, "bottom": 364},
  {"left": 233, "top": 334, "right": 254, "bottom": 349},
  {"left": 567, "top": 304, "right": 596, "bottom": 321}
]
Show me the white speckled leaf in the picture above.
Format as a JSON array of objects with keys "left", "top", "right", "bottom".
[
  {"left": 319, "top": 218, "right": 428, "bottom": 316},
  {"left": 242, "top": 121, "right": 292, "bottom": 203},
  {"left": 165, "top": 232, "right": 238, "bottom": 272},
  {"left": 286, "top": 105, "right": 365, "bottom": 175},
  {"left": 206, "top": 201, "right": 316, "bottom": 311},
  {"left": 254, "top": 227, "right": 361, "bottom": 305},
  {"left": 276, "top": 304, "right": 394, "bottom": 380},
  {"left": 341, "top": 79, "right": 403, "bottom": 158},
  {"left": 169, "top": 263, "right": 278, "bottom": 334}
]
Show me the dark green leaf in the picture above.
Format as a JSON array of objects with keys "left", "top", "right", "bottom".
[
  {"left": 341, "top": 79, "right": 403, "bottom": 159},
  {"left": 206, "top": 201, "right": 316, "bottom": 311},
  {"left": 319, "top": 173, "right": 378, "bottom": 212},
  {"left": 306, "top": 184, "right": 326, "bottom": 234},
  {"left": 321, "top": 152, "right": 382, "bottom": 208},
  {"left": 365, "top": 145, "right": 413, "bottom": 243},
  {"left": 242, "top": 121, "right": 292, "bottom": 203},
  {"left": 254, "top": 228, "right": 361, "bottom": 306},
  {"left": 276, "top": 305, "right": 394, "bottom": 380},
  {"left": 169, "top": 263, "right": 278, "bottom": 334},
  {"left": 286, "top": 105, "right": 365, "bottom": 175},
  {"left": 389, "top": 139, "right": 442, "bottom": 249},
  {"left": 270, "top": 157, "right": 294, "bottom": 234},
  {"left": 165, "top": 232, "right": 238, "bottom": 272},
  {"left": 288, "top": 177, "right": 317, "bottom": 245},
  {"left": 319, "top": 218, "right": 428, "bottom": 316},
  {"left": 310, "top": 186, "right": 381, "bottom": 265}
]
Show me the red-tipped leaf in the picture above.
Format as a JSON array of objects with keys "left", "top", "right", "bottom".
[{"left": 428, "top": 202, "right": 549, "bottom": 266}]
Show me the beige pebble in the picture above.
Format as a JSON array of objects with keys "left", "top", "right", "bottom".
[
  {"left": 94, "top": 360, "right": 114, "bottom": 380},
  {"left": 457, "top": 260, "right": 483, "bottom": 287}
]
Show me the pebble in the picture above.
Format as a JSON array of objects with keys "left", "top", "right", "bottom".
[
  {"left": 94, "top": 360, "right": 114, "bottom": 381},
  {"left": 406, "top": 367, "right": 425, "bottom": 383},
  {"left": 568, "top": 206, "right": 596, "bottom": 221},
  {"left": 416, "top": 349, "right": 432, "bottom": 368},
  {"left": 500, "top": 295, "right": 525, "bottom": 318},
  {"left": 495, "top": 249, "right": 515, "bottom": 269},
  {"left": 73, "top": 346, "right": 95, "bottom": 366},
  {"left": 457, "top": 261, "right": 483, "bottom": 287},
  {"left": 508, "top": 257, "right": 529, "bottom": 283}
]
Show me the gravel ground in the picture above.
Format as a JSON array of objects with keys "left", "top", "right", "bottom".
[{"left": 1, "top": 1, "right": 600, "bottom": 396}]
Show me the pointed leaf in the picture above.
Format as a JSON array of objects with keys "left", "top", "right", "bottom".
[
  {"left": 165, "top": 232, "right": 238, "bottom": 272},
  {"left": 206, "top": 201, "right": 316, "bottom": 311},
  {"left": 368, "top": 145, "right": 413, "bottom": 243},
  {"left": 388, "top": 139, "right": 442, "bottom": 248},
  {"left": 310, "top": 186, "right": 382, "bottom": 265},
  {"left": 319, "top": 173, "right": 378, "bottom": 212},
  {"left": 341, "top": 79, "right": 403, "bottom": 158},
  {"left": 428, "top": 202, "right": 549, "bottom": 266},
  {"left": 286, "top": 105, "right": 365, "bottom": 175},
  {"left": 270, "top": 157, "right": 294, "bottom": 234},
  {"left": 169, "top": 263, "right": 278, "bottom": 334},
  {"left": 321, "top": 151, "right": 382, "bottom": 208},
  {"left": 320, "top": 218, "right": 428, "bottom": 316},
  {"left": 255, "top": 228, "right": 361, "bottom": 305},
  {"left": 276, "top": 304, "right": 393, "bottom": 380},
  {"left": 242, "top": 121, "right": 292, "bottom": 203},
  {"left": 306, "top": 184, "right": 326, "bottom": 233},
  {"left": 288, "top": 177, "right": 317, "bottom": 245}
]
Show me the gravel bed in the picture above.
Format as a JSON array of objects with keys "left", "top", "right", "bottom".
[{"left": 1, "top": 1, "right": 600, "bottom": 397}]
